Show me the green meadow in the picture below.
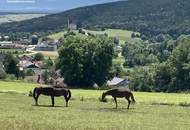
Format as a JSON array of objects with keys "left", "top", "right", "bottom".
[
  {"left": 0, "top": 81, "right": 190, "bottom": 130},
  {"left": 48, "top": 29, "right": 141, "bottom": 44}
]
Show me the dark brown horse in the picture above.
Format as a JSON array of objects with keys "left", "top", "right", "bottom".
[
  {"left": 33, "top": 87, "right": 71, "bottom": 107},
  {"left": 101, "top": 89, "right": 135, "bottom": 109}
]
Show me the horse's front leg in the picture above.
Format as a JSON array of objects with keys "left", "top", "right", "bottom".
[
  {"left": 64, "top": 95, "right": 68, "bottom": 107},
  {"left": 113, "top": 97, "right": 118, "bottom": 109},
  {"left": 35, "top": 94, "right": 40, "bottom": 106},
  {"left": 125, "top": 97, "right": 131, "bottom": 109},
  {"left": 51, "top": 96, "right": 55, "bottom": 107}
]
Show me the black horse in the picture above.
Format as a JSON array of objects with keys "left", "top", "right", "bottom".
[
  {"left": 101, "top": 89, "right": 135, "bottom": 109},
  {"left": 33, "top": 87, "right": 71, "bottom": 107}
]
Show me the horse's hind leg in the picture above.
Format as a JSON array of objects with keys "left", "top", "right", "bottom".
[
  {"left": 125, "top": 97, "right": 131, "bottom": 109},
  {"left": 64, "top": 95, "right": 68, "bottom": 107},
  {"left": 113, "top": 97, "right": 118, "bottom": 109},
  {"left": 51, "top": 96, "right": 55, "bottom": 107}
]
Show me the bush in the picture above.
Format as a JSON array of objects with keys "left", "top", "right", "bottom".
[
  {"left": 25, "top": 69, "right": 34, "bottom": 76},
  {"left": 33, "top": 53, "right": 44, "bottom": 61},
  {"left": 0, "top": 68, "right": 7, "bottom": 79},
  {"left": 6, "top": 74, "right": 17, "bottom": 80}
]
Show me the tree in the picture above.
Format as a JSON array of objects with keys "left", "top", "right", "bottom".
[
  {"left": 33, "top": 53, "right": 44, "bottom": 61},
  {"left": 154, "top": 62, "right": 172, "bottom": 92},
  {"left": 57, "top": 35, "right": 114, "bottom": 87},
  {"left": 168, "top": 37, "right": 190, "bottom": 91},
  {"left": 3, "top": 54, "right": 19, "bottom": 77},
  {"left": 45, "top": 57, "right": 54, "bottom": 69},
  {"left": 113, "top": 37, "right": 119, "bottom": 45},
  {"left": 41, "top": 70, "right": 49, "bottom": 84}
]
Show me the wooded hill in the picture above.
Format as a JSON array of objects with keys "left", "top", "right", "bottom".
[{"left": 0, "top": 0, "right": 190, "bottom": 38}]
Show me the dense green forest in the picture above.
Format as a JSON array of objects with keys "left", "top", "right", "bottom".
[
  {"left": 0, "top": 0, "right": 190, "bottom": 39},
  {"left": 123, "top": 35, "right": 190, "bottom": 92}
]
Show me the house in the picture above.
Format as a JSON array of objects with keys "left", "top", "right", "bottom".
[
  {"left": 4, "top": 36, "right": 9, "bottom": 40},
  {"left": 69, "top": 23, "right": 77, "bottom": 30},
  {"left": 34, "top": 43, "right": 57, "bottom": 51},
  {"left": 107, "top": 77, "right": 130, "bottom": 88},
  {"left": 0, "top": 41, "right": 14, "bottom": 49},
  {"left": 67, "top": 19, "right": 77, "bottom": 30},
  {"left": 17, "top": 60, "right": 40, "bottom": 69},
  {"left": 114, "top": 45, "right": 122, "bottom": 52},
  {"left": 34, "top": 38, "right": 58, "bottom": 51},
  {"left": 19, "top": 55, "right": 33, "bottom": 61}
]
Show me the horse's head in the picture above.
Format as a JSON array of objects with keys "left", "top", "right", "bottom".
[
  {"left": 100, "top": 92, "right": 107, "bottom": 102},
  {"left": 102, "top": 92, "right": 105, "bottom": 100}
]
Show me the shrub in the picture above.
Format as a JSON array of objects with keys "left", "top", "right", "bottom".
[
  {"left": 6, "top": 74, "right": 17, "bottom": 80},
  {"left": 0, "top": 68, "right": 7, "bottom": 79}
]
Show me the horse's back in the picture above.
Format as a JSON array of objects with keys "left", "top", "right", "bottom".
[
  {"left": 109, "top": 89, "right": 132, "bottom": 98},
  {"left": 53, "top": 88, "right": 68, "bottom": 97},
  {"left": 35, "top": 87, "right": 54, "bottom": 96}
]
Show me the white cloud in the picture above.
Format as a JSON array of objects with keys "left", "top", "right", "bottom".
[{"left": 6, "top": 0, "right": 36, "bottom": 3}]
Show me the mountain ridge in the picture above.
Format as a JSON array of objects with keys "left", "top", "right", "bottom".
[{"left": 0, "top": 0, "right": 190, "bottom": 38}]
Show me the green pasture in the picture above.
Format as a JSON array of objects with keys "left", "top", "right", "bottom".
[
  {"left": 0, "top": 81, "right": 190, "bottom": 130},
  {"left": 32, "top": 51, "right": 59, "bottom": 60},
  {"left": 85, "top": 29, "right": 141, "bottom": 43},
  {"left": 48, "top": 31, "right": 67, "bottom": 40},
  {"left": 48, "top": 29, "right": 141, "bottom": 44}
]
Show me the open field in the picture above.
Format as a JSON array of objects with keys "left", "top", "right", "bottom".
[
  {"left": 48, "top": 31, "right": 67, "bottom": 40},
  {"left": 0, "top": 81, "right": 190, "bottom": 130},
  {"left": 30, "top": 51, "right": 59, "bottom": 60},
  {"left": 0, "top": 14, "right": 46, "bottom": 24},
  {"left": 0, "top": 49, "right": 26, "bottom": 55},
  {"left": 84, "top": 29, "right": 141, "bottom": 44},
  {"left": 48, "top": 29, "right": 141, "bottom": 44}
]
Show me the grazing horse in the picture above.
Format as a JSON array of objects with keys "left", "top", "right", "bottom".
[
  {"left": 33, "top": 87, "right": 71, "bottom": 107},
  {"left": 101, "top": 89, "right": 135, "bottom": 109}
]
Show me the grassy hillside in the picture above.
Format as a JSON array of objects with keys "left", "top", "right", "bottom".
[
  {"left": 0, "top": 0, "right": 189, "bottom": 38},
  {"left": 48, "top": 29, "right": 141, "bottom": 43},
  {"left": 0, "top": 81, "right": 190, "bottom": 130},
  {"left": 0, "top": 14, "right": 46, "bottom": 24}
]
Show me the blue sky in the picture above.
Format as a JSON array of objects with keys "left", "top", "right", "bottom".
[{"left": 0, "top": 0, "right": 120, "bottom": 12}]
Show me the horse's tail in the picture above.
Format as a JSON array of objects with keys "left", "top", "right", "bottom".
[
  {"left": 131, "top": 93, "right": 136, "bottom": 103},
  {"left": 67, "top": 90, "right": 71, "bottom": 101},
  {"left": 33, "top": 87, "right": 37, "bottom": 99}
]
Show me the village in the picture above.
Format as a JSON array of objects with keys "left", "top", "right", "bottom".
[{"left": 0, "top": 22, "right": 127, "bottom": 89}]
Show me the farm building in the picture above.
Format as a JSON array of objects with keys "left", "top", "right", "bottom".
[
  {"left": 107, "top": 77, "right": 130, "bottom": 89},
  {"left": 34, "top": 44, "right": 57, "bottom": 51},
  {"left": 34, "top": 38, "right": 58, "bottom": 51},
  {"left": 69, "top": 23, "right": 77, "bottom": 30}
]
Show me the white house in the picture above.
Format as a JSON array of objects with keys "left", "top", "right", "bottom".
[{"left": 107, "top": 77, "right": 130, "bottom": 89}]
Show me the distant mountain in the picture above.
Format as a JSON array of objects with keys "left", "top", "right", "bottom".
[
  {"left": 0, "top": 0, "right": 118, "bottom": 13},
  {"left": 0, "top": 0, "right": 190, "bottom": 38},
  {"left": 0, "top": 14, "right": 47, "bottom": 24}
]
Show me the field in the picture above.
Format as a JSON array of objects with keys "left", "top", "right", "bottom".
[
  {"left": 48, "top": 29, "right": 141, "bottom": 44},
  {"left": 33, "top": 51, "right": 59, "bottom": 60},
  {"left": 0, "top": 14, "right": 46, "bottom": 24},
  {"left": 85, "top": 29, "right": 141, "bottom": 43},
  {"left": 0, "top": 81, "right": 190, "bottom": 130}
]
